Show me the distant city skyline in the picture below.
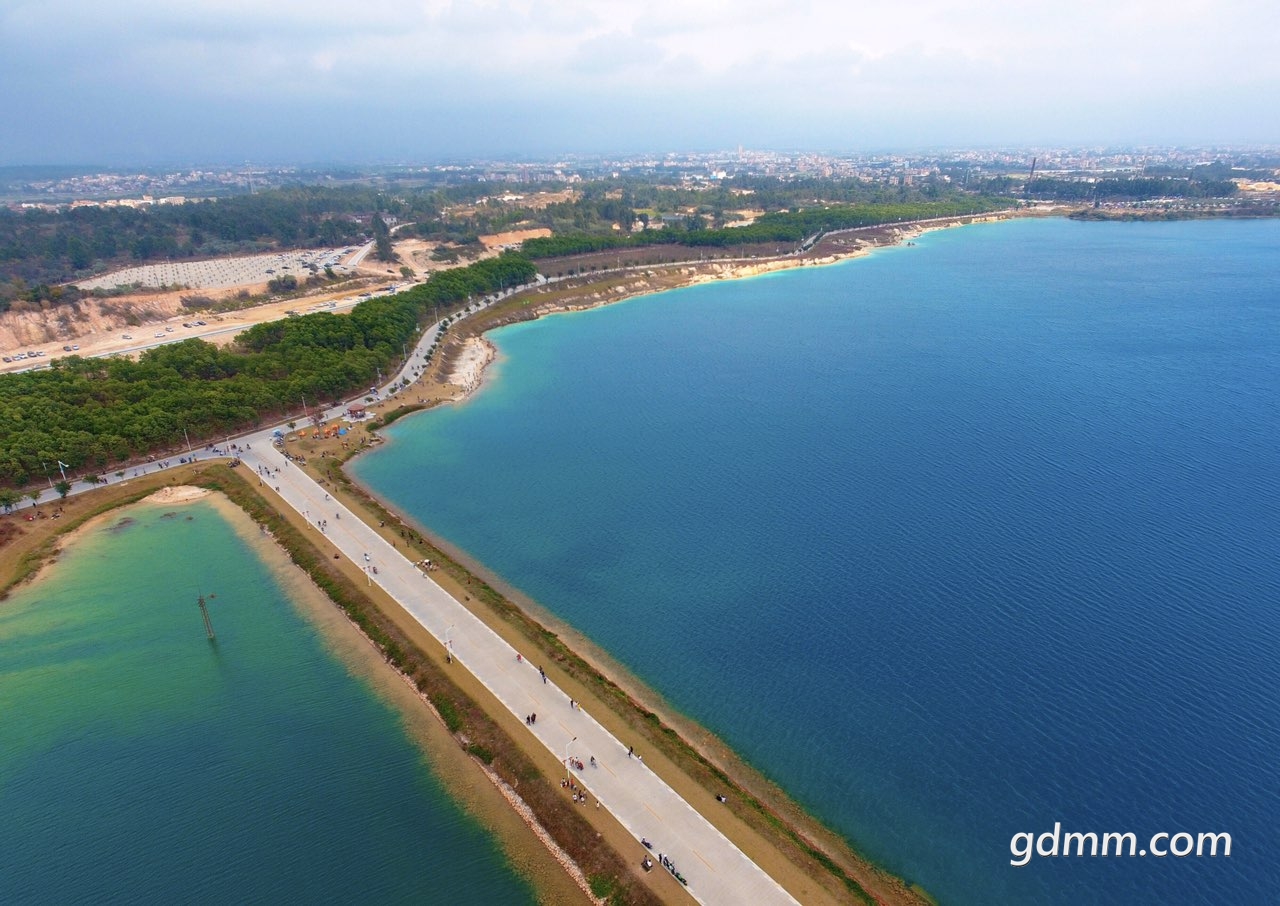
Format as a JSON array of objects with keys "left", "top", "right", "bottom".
[{"left": 2, "top": 0, "right": 1278, "bottom": 166}]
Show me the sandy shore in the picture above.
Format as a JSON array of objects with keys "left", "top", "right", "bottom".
[
  {"left": 446, "top": 336, "right": 498, "bottom": 395},
  {"left": 435, "top": 211, "right": 1017, "bottom": 404},
  {"left": 141, "top": 485, "right": 211, "bottom": 504}
]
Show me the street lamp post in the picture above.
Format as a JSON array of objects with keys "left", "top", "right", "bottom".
[{"left": 564, "top": 736, "right": 577, "bottom": 786}]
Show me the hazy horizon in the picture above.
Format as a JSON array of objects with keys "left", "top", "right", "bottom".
[{"left": 3, "top": 0, "right": 1278, "bottom": 167}]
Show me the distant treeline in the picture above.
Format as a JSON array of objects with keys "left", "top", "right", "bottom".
[
  {"left": 974, "top": 176, "right": 1238, "bottom": 202},
  {"left": 0, "top": 253, "right": 535, "bottom": 488},
  {"left": 1, "top": 179, "right": 1017, "bottom": 312},
  {"left": 0, "top": 186, "right": 443, "bottom": 311},
  {"left": 521, "top": 197, "right": 1011, "bottom": 258}
]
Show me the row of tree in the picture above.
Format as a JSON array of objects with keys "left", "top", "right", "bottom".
[
  {"left": 521, "top": 197, "right": 1011, "bottom": 259},
  {"left": 972, "top": 176, "right": 1239, "bottom": 201},
  {"left": 0, "top": 253, "right": 536, "bottom": 488}
]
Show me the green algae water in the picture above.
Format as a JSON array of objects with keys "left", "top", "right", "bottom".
[{"left": 0, "top": 499, "right": 535, "bottom": 905}]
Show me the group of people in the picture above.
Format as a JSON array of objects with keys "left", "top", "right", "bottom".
[
  {"left": 559, "top": 774, "right": 593, "bottom": 806},
  {"left": 655, "top": 852, "right": 688, "bottom": 886},
  {"left": 523, "top": 713, "right": 538, "bottom": 725}
]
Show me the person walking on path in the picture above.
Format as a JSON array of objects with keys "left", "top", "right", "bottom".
[{"left": 540, "top": 666, "right": 547, "bottom": 683}]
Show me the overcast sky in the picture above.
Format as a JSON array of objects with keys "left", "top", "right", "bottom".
[{"left": 2, "top": 0, "right": 1278, "bottom": 165}]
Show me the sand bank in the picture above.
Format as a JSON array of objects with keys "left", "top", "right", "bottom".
[
  {"left": 141, "top": 485, "right": 212, "bottom": 504},
  {"left": 446, "top": 336, "right": 498, "bottom": 395}
]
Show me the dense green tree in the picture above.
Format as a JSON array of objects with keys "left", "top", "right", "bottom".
[
  {"left": 372, "top": 214, "right": 395, "bottom": 262},
  {"left": 0, "top": 254, "right": 538, "bottom": 487}
]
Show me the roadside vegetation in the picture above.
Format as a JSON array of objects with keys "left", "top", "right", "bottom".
[{"left": 0, "top": 254, "right": 535, "bottom": 487}]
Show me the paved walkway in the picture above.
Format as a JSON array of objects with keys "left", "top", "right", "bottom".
[{"left": 233, "top": 440, "right": 799, "bottom": 906}]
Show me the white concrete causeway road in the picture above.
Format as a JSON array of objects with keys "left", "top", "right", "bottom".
[{"left": 235, "top": 438, "right": 800, "bottom": 906}]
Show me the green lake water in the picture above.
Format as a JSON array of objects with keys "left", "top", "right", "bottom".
[{"left": 0, "top": 500, "right": 535, "bottom": 904}]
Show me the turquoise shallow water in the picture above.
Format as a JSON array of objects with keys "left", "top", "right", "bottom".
[
  {"left": 354, "top": 218, "right": 1280, "bottom": 906},
  {"left": 0, "top": 502, "right": 534, "bottom": 905}
]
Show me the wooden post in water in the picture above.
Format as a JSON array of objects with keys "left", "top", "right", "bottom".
[{"left": 197, "top": 594, "right": 215, "bottom": 641}]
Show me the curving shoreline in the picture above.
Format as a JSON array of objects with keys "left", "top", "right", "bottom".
[
  {"left": 326, "top": 217, "right": 1024, "bottom": 903},
  {"left": 437, "top": 212, "right": 1019, "bottom": 401}
]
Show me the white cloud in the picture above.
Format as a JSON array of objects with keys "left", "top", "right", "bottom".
[{"left": 1, "top": 0, "right": 1277, "bottom": 163}]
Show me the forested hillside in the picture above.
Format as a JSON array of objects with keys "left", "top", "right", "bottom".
[{"left": 0, "top": 187, "right": 442, "bottom": 309}]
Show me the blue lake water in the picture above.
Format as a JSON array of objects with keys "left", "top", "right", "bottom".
[
  {"left": 0, "top": 501, "right": 535, "bottom": 905},
  {"left": 353, "top": 217, "right": 1280, "bottom": 905}
]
